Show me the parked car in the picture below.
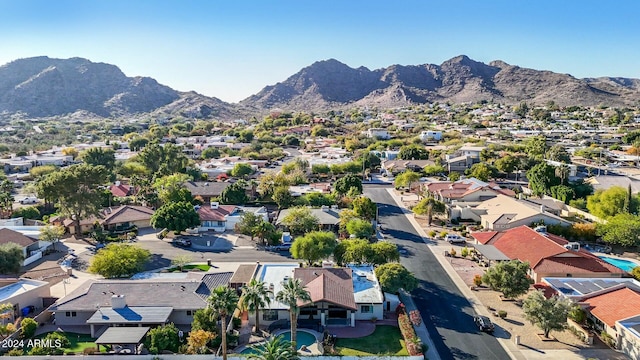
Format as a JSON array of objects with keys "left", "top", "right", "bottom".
[
  {"left": 268, "top": 242, "right": 292, "bottom": 252},
  {"left": 19, "top": 196, "right": 38, "bottom": 204},
  {"left": 474, "top": 315, "right": 495, "bottom": 333},
  {"left": 445, "top": 234, "right": 466, "bottom": 244},
  {"left": 172, "top": 238, "right": 192, "bottom": 247}
]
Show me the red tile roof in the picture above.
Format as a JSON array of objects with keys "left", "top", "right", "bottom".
[
  {"left": 471, "top": 231, "right": 499, "bottom": 244},
  {"left": 109, "top": 184, "right": 135, "bottom": 197},
  {"left": 586, "top": 287, "right": 640, "bottom": 327},
  {"left": 197, "top": 205, "right": 237, "bottom": 221},
  {"left": 294, "top": 268, "right": 357, "bottom": 310},
  {"left": 488, "top": 226, "right": 568, "bottom": 267},
  {"left": 532, "top": 283, "right": 557, "bottom": 299}
]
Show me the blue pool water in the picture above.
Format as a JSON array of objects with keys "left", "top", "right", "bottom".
[
  {"left": 241, "top": 331, "right": 316, "bottom": 354},
  {"left": 599, "top": 256, "right": 638, "bottom": 273}
]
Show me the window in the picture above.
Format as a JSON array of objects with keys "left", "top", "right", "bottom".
[
  {"left": 360, "top": 305, "right": 373, "bottom": 313},
  {"left": 300, "top": 306, "right": 317, "bottom": 316},
  {"left": 217, "top": 221, "right": 225, "bottom": 227},
  {"left": 263, "top": 310, "right": 278, "bottom": 321},
  {"left": 65, "top": 311, "right": 77, "bottom": 317},
  {"left": 186, "top": 310, "right": 193, "bottom": 316}
]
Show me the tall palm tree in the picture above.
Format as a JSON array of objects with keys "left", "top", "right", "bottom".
[
  {"left": 248, "top": 335, "right": 298, "bottom": 360},
  {"left": 241, "top": 279, "right": 272, "bottom": 334},
  {"left": 555, "top": 164, "right": 570, "bottom": 185},
  {"left": 275, "top": 278, "right": 312, "bottom": 352},
  {"left": 207, "top": 285, "right": 239, "bottom": 360}
]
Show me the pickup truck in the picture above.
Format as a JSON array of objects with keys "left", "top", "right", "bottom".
[{"left": 19, "top": 196, "right": 38, "bottom": 204}]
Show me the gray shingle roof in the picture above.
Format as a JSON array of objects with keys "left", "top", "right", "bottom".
[
  {"left": 276, "top": 208, "right": 341, "bottom": 226},
  {"left": 184, "top": 181, "right": 230, "bottom": 197},
  {"left": 195, "top": 272, "right": 234, "bottom": 300},
  {"left": 52, "top": 279, "right": 207, "bottom": 311}
]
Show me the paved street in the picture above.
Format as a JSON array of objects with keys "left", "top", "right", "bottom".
[{"left": 365, "top": 187, "right": 510, "bottom": 360}]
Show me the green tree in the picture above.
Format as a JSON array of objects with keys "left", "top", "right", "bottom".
[
  {"left": 80, "top": 147, "right": 116, "bottom": 171},
  {"left": 273, "top": 186, "right": 294, "bottom": 209},
  {"left": 448, "top": 171, "right": 461, "bottom": 181},
  {"left": 522, "top": 291, "right": 574, "bottom": 339},
  {"left": 231, "top": 163, "right": 255, "bottom": 178},
  {"left": 494, "top": 155, "right": 519, "bottom": 175},
  {"left": 12, "top": 206, "right": 40, "bottom": 220},
  {"left": 153, "top": 173, "right": 192, "bottom": 205},
  {"left": 587, "top": 186, "right": 638, "bottom": 219},
  {"left": 311, "top": 164, "right": 331, "bottom": 175},
  {"left": 138, "top": 143, "right": 189, "bottom": 178},
  {"left": 550, "top": 185, "right": 575, "bottom": 204},
  {"left": 467, "top": 162, "right": 495, "bottom": 182},
  {"left": 412, "top": 197, "right": 445, "bottom": 225},
  {"left": 423, "top": 164, "right": 445, "bottom": 176},
  {"left": 280, "top": 207, "right": 319, "bottom": 236},
  {"left": 207, "top": 286, "right": 239, "bottom": 360},
  {"left": 525, "top": 136, "right": 547, "bottom": 159},
  {"left": 39, "top": 224, "right": 66, "bottom": 251},
  {"left": 369, "top": 241, "right": 400, "bottom": 265},
  {"left": 237, "top": 212, "right": 262, "bottom": 241},
  {"left": 241, "top": 279, "right": 272, "bottom": 334},
  {"left": 88, "top": 243, "right": 151, "bottom": 278},
  {"left": 346, "top": 218, "right": 374, "bottom": 239},
  {"left": 151, "top": 201, "right": 200, "bottom": 233},
  {"left": 398, "top": 144, "right": 429, "bottom": 160},
  {"left": 247, "top": 334, "right": 298, "bottom": 360},
  {"left": 334, "top": 174, "right": 362, "bottom": 196},
  {"left": 147, "top": 323, "right": 181, "bottom": 354},
  {"left": 0, "top": 243, "right": 22, "bottom": 274},
  {"left": 394, "top": 170, "right": 421, "bottom": 191},
  {"left": 363, "top": 152, "right": 381, "bottom": 170},
  {"left": 255, "top": 221, "right": 279, "bottom": 246},
  {"left": 334, "top": 239, "right": 371, "bottom": 265},
  {"left": 526, "top": 162, "right": 560, "bottom": 196},
  {"left": 352, "top": 196, "right": 377, "bottom": 221},
  {"left": 129, "top": 137, "right": 149, "bottom": 152},
  {"left": 596, "top": 213, "right": 640, "bottom": 247},
  {"left": 219, "top": 181, "right": 248, "bottom": 205},
  {"left": 29, "top": 165, "right": 58, "bottom": 179},
  {"left": 482, "top": 260, "right": 534, "bottom": 299},
  {"left": 276, "top": 278, "right": 312, "bottom": 352},
  {"left": 374, "top": 263, "right": 418, "bottom": 293},
  {"left": 20, "top": 318, "right": 38, "bottom": 339},
  {"left": 191, "top": 308, "right": 217, "bottom": 333},
  {"left": 36, "top": 164, "right": 109, "bottom": 234},
  {"left": 201, "top": 147, "right": 221, "bottom": 159},
  {"left": 290, "top": 231, "right": 337, "bottom": 266},
  {"left": 302, "top": 192, "right": 335, "bottom": 207},
  {"left": 171, "top": 255, "right": 192, "bottom": 272},
  {"left": 186, "top": 329, "right": 216, "bottom": 355},
  {"left": 546, "top": 145, "right": 571, "bottom": 163}
]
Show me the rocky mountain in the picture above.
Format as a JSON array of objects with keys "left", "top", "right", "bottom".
[
  {"left": 242, "top": 56, "right": 640, "bottom": 110},
  {"left": 0, "top": 56, "right": 235, "bottom": 119}
]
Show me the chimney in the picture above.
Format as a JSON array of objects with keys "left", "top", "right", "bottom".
[
  {"left": 115, "top": 180, "right": 121, "bottom": 187},
  {"left": 518, "top": 193, "right": 523, "bottom": 200},
  {"left": 110, "top": 294, "right": 126, "bottom": 309},
  {"left": 540, "top": 205, "right": 545, "bottom": 213},
  {"left": 321, "top": 205, "right": 329, "bottom": 212},
  {"left": 210, "top": 202, "right": 219, "bottom": 209}
]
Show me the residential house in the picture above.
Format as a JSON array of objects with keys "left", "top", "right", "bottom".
[
  {"left": 108, "top": 181, "right": 135, "bottom": 198},
  {"left": 381, "top": 159, "right": 435, "bottom": 176},
  {"left": 419, "top": 131, "right": 442, "bottom": 141},
  {"left": 251, "top": 263, "right": 383, "bottom": 328},
  {"left": 445, "top": 154, "right": 478, "bottom": 173},
  {"left": 0, "top": 228, "right": 50, "bottom": 266},
  {"left": 463, "top": 194, "right": 572, "bottom": 230},
  {"left": 49, "top": 273, "right": 232, "bottom": 337},
  {"left": 471, "top": 226, "right": 626, "bottom": 282},
  {"left": 0, "top": 278, "right": 51, "bottom": 322},
  {"left": 584, "top": 174, "right": 640, "bottom": 194},
  {"left": 366, "top": 128, "right": 391, "bottom": 140},
  {"left": 543, "top": 277, "right": 640, "bottom": 359},
  {"left": 100, "top": 205, "right": 155, "bottom": 232},
  {"left": 197, "top": 202, "right": 268, "bottom": 232},
  {"left": 184, "top": 181, "right": 231, "bottom": 203},
  {"left": 275, "top": 206, "right": 342, "bottom": 233}
]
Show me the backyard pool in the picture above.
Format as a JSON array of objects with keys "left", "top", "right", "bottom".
[
  {"left": 240, "top": 330, "right": 316, "bottom": 354},
  {"left": 599, "top": 256, "right": 638, "bottom": 273}
]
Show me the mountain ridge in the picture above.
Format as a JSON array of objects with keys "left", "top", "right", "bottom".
[{"left": 1, "top": 55, "right": 639, "bottom": 120}]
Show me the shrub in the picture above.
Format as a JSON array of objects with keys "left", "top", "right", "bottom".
[
  {"left": 232, "top": 317, "right": 242, "bottom": 329},
  {"left": 428, "top": 230, "right": 437, "bottom": 238},
  {"left": 397, "top": 308, "right": 423, "bottom": 356},
  {"left": 473, "top": 274, "right": 483, "bottom": 287},
  {"left": 7, "top": 349, "right": 24, "bottom": 356},
  {"left": 568, "top": 307, "right": 586, "bottom": 324},
  {"left": 600, "top": 331, "right": 616, "bottom": 348},
  {"left": 20, "top": 318, "right": 38, "bottom": 339},
  {"left": 409, "top": 310, "right": 422, "bottom": 326},
  {"left": 449, "top": 248, "right": 456, "bottom": 257},
  {"left": 83, "top": 347, "right": 98, "bottom": 355},
  {"left": 460, "top": 247, "right": 469, "bottom": 257},
  {"left": 46, "top": 331, "right": 71, "bottom": 348},
  {"left": 439, "top": 231, "right": 448, "bottom": 238},
  {"left": 497, "top": 310, "right": 507, "bottom": 319}
]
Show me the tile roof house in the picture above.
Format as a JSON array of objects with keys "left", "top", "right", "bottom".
[
  {"left": 381, "top": 159, "right": 435, "bottom": 176},
  {"left": 253, "top": 264, "right": 383, "bottom": 329},
  {"left": 52, "top": 205, "right": 155, "bottom": 234},
  {"left": 0, "top": 228, "right": 48, "bottom": 265},
  {"left": 276, "top": 206, "right": 342, "bottom": 233},
  {"left": 471, "top": 226, "right": 625, "bottom": 282},
  {"left": 108, "top": 182, "right": 135, "bottom": 198},
  {"left": 196, "top": 202, "right": 268, "bottom": 233},
  {"left": 466, "top": 194, "right": 573, "bottom": 230},
  {"left": 50, "top": 275, "right": 231, "bottom": 337},
  {"left": 184, "top": 181, "right": 231, "bottom": 203}
]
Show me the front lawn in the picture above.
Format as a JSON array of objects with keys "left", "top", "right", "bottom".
[
  {"left": 167, "top": 264, "right": 211, "bottom": 272},
  {"left": 335, "top": 325, "right": 408, "bottom": 356},
  {"left": 35, "top": 332, "right": 97, "bottom": 354}
]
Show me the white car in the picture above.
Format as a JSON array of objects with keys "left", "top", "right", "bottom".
[
  {"left": 445, "top": 234, "right": 466, "bottom": 244},
  {"left": 19, "top": 196, "right": 38, "bottom": 204}
]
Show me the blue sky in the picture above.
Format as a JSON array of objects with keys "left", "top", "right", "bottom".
[{"left": 0, "top": 0, "right": 638, "bottom": 103}]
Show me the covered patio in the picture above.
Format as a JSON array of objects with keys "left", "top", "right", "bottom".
[
  {"left": 87, "top": 306, "right": 172, "bottom": 337},
  {"left": 95, "top": 326, "right": 150, "bottom": 354},
  {"left": 472, "top": 243, "right": 510, "bottom": 266}
]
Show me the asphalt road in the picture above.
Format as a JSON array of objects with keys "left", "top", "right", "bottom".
[{"left": 365, "top": 187, "right": 510, "bottom": 360}]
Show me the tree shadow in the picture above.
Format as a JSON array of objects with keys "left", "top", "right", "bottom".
[
  {"left": 519, "top": 343, "right": 546, "bottom": 354},
  {"left": 449, "top": 347, "right": 479, "bottom": 360},
  {"left": 503, "top": 318, "right": 524, "bottom": 326}
]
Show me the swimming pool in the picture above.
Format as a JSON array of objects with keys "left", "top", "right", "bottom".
[
  {"left": 599, "top": 256, "right": 638, "bottom": 273},
  {"left": 240, "top": 330, "right": 316, "bottom": 354}
]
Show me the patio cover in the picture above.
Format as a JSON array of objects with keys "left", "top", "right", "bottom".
[
  {"left": 95, "top": 326, "right": 150, "bottom": 345},
  {"left": 472, "top": 244, "right": 510, "bottom": 261},
  {"left": 87, "top": 306, "right": 173, "bottom": 324}
]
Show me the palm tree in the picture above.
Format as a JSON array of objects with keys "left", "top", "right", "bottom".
[
  {"left": 207, "top": 285, "right": 240, "bottom": 360},
  {"left": 247, "top": 335, "right": 298, "bottom": 360},
  {"left": 275, "top": 278, "right": 312, "bottom": 352},
  {"left": 241, "top": 279, "right": 272, "bottom": 334},
  {"left": 555, "top": 164, "right": 570, "bottom": 185}
]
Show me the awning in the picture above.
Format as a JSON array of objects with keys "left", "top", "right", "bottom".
[
  {"left": 472, "top": 244, "right": 510, "bottom": 261},
  {"left": 95, "top": 327, "right": 150, "bottom": 345},
  {"left": 87, "top": 306, "right": 173, "bottom": 324}
]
